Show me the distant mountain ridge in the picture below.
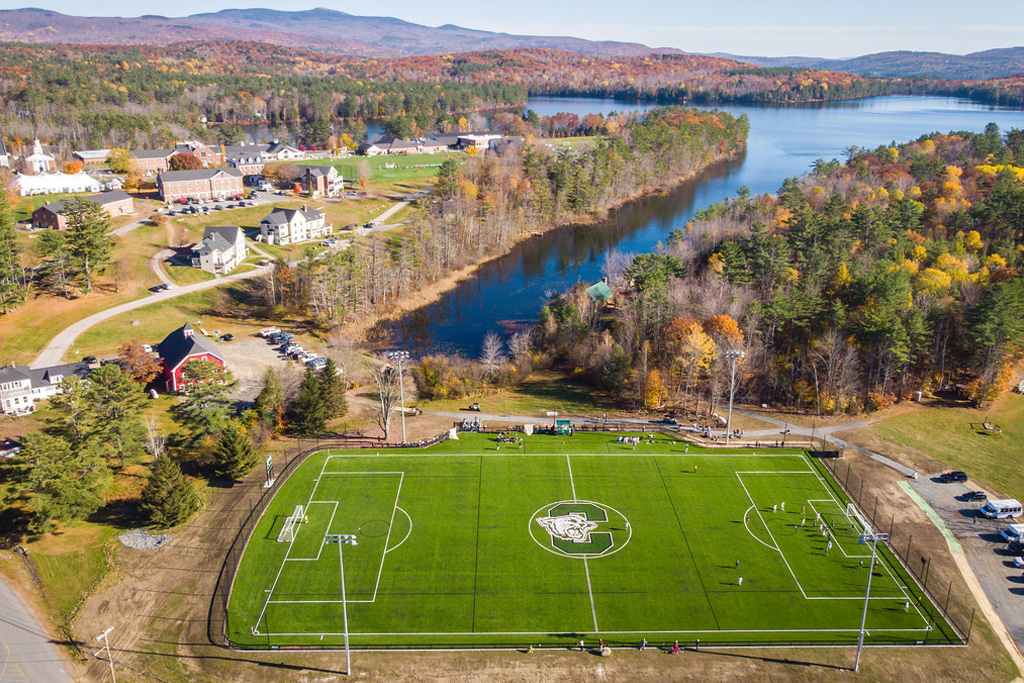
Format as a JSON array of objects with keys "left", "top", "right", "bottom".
[
  {"left": 0, "top": 7, "right": 680, "bottom": 57},
  {"left": 716, "top": 47, "right": 1024, "bottom": 80}
]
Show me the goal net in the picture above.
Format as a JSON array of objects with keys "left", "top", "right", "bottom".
[
  {"left": 846, "top": 503, "right": 872, "bottom": 536},
  {"left": 277, "top": 505, "right": 305, "bottom": 543}
]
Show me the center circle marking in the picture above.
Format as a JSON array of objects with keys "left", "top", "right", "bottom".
[{"left": 529, "top": 499, "right": 632, "bottom": 559}]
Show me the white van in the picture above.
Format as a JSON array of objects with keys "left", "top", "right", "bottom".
[
  {"left": 980, "top": 499, "right": 1023, "bottom": 520},
  {"left": 1000, "top": 523, "right": 1024, "bottom": 541}
]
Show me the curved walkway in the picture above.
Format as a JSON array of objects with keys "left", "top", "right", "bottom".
[{"left": 31, "top": 263, "right": 271, "bottom": 369}]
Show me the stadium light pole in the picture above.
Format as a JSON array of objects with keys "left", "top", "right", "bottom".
[
  {"left": 326, "top": 534, "right": 358, "bottom": 675},
  {"left": 854, "top": 531, "right": 889, "bottom": 671},
  {"left": 387, "top": 350, "right": 410, "bottom": 444},
  {"left": 723, "top": 349, "right": 745, "bottom": 445}
]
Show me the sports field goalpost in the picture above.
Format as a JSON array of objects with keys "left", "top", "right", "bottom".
[
  {"left": 277, "top": 505, "right": 305, "bottom": 543},
  {"left": 846, "top": 502, "right": 872, "bottom": 535}
]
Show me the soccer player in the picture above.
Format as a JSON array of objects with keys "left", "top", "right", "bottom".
[{"left": 738, "top": 576, "right": 743, "bottom": 586}]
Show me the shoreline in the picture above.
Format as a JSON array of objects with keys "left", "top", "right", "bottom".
[{"left": 348, "top": 145, "right": 746, "bottom": 345}]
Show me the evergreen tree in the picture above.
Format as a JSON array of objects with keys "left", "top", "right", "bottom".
[
  {"left": 253, "top": 368, "right": 283, "bottom": 422},
  {"left": 64, "top": 198, "right": 114, "bottom": 295},
  {"left": 85, "top": 364, "right": 146, "bottom": 466},
  {"left": 213, "top": 422, "right": 260, "bottom": 481},
  {"left": 319, "top": 359, "right": 348, "bottom": 420},
  {"left": 291, "top": 367, "right": 326, "bottom": 434},
  {"left": 175, "top": 359, "right": 237, "bottom": 449},
  {"left": 15, "top": 432, "right": 108, "bottom": 532},
  {"left": 0, "top": 189, "right": 26, "bottom": 314},
  {"left": 140, "top": 455, "right": 200, "bottom": 528}
]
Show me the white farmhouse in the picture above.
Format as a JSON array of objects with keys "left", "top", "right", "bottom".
[
  {"left": 259, "top": 206, "right": 332, "bottom": 245},
  {"left": 0, "top": 362, "right": 90, "bottom": 416},
  {"left": 190, "top": 226, "right": 248, "bottom": 274}
]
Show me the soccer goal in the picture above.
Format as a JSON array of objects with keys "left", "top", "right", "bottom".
[
  {"left": 846, "top": 502, "right": 872, "bottom": 535},
  {"left": 277, "top": 505, "right": 305, "bottom": 543}
]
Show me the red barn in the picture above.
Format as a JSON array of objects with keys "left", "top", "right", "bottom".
[{"left": 155, "top": 322, "right": 226, "bottom": 392}]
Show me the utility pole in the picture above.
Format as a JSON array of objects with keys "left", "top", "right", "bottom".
[
  {"left": 855, "top": 531, "right": 889, "bottom": 671},
  {"left": 94, "top": 626, "right": 116, "bottom": 683},
  {"left": 723, "top": 349, "right": 745, "bottom": 445},
  {"left": 387, "top": 350, "right": 410, "bottom": 444}
]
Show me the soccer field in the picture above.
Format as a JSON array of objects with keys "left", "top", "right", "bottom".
[{"left": 225, "top": 433, "right": 960, "bottom": 649}]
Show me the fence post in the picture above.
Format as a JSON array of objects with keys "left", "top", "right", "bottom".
[
  {"left": 906, "top": 534, "right": 913, "bottom": 563},
  {"left": 944, "top": 580, "right": 952, "bottom": 613},
  {"left": 889, "top": 514, "right": 894, "bottom": 537},
  {"left": 858, "top": 478, "right": 864, "bottom": 502},
  {"left": 966, "top": 608, "right": 975, "bottom": 642}
]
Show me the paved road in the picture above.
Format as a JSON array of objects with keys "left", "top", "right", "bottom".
[
  {"left": 0, "top": 575, "right": 74, "bottom": 683},
  {"left": 31, "top": 263, "right": 271, "bottom": 368},
  {"left": 910, "top": 477, "right": 1024, "bottom": 653}
]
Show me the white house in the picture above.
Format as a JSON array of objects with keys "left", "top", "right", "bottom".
[
  {"left": 259, "top": 206, "right": 332, "bottom": 245},
  {"left": 191, "top": 226, "right": 248, "bottom": 274},
  {"left": 0, "top": 362, "right": 90, "bottom": 416},
  {"left": 13, "top": 172, "right": 104, "bottom": 196},
  {"left": 263, "top": 140, "right": 304, "bottom": 161}
]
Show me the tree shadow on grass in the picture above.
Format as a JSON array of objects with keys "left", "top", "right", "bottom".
[{"left": 87, "top": 501, "right": 146, "bottom": 531}]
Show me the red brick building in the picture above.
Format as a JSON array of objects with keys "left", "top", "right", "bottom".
[
  {"left": 157, "top": 168, "right": 244, "bottom": 202},
  {"left": 31, "top": 190, "right": 135, "bottom": 229}
]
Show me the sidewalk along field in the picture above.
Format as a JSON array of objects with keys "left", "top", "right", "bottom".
[{"left": 226, "top": 433, "right": 959, "bottom": 650}]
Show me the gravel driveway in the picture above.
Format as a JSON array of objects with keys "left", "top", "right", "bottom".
[{"left": 911, "top": 476, "right": 1024, "bottom": 650}]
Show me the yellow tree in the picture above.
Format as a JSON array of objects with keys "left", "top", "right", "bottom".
[{"left": 676, "top": 321, "right": 717, "bottom": 412}]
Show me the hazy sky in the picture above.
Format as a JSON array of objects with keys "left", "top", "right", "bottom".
[{"left": 1, "top": 0, "right": 1022, "bottom": 58}]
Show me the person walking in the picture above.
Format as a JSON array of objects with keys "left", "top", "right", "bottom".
[
  {"left": 738, "top": 576, "right": 744, "bottom": 586},
  {"left": 735, "top": 558, "right": 740, "bottom": 569},
  {"left": 640, "top": 638, "right": 647, "bottom": 651}
]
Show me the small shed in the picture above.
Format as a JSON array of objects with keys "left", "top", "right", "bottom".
[
  {"left": 555, "top": 420, "right": 573, "bottom": 435},
  {"left": 586, "top": 280, "right": 614, "bottom": 303}
]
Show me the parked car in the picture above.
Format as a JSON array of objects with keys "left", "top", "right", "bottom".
[
  {"left": 220, "top": 333, "right": 234, "bottom": 342},
  {"left": 940, "top": 471, "right": 968, "bottom": 483},
  {"left": 1007, "top": 540, "right": 1024, "bottom": 556},
  {"left": 141, "top": 344, "right": 153, "bottom": 353},
  {"left": 958, "top": 491, "right": 987, "bottom": 502},
  {"left": 259, "top": 327, "right": 282, "bottom": 338},
  {"left": 83, "top": 356, "right": 97, "bottom": 364},
  {"left": 1013, "top": 556, "right": 1024, "bottom": 568}
]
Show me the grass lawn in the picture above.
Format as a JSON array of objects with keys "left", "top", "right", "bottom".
[
  {"left": 320, "top": 197, "right": 398, "bottom": 229},
  {"left": 305, "top": 152, "right": 461, "bottom": 193},
  {"left": 164, "top": 264, "right": 216, "bottom": 286},
  {"left": 853, "top": 393, "right": 1024, "bottom": 501},
  {"left": 254, "top": 239, "right": 325, "bottom": 264},
  {"left": 0, "top": 222, "right": 167, "bottom": 365},
  {"left": 226, "top": 433, "right": 956, "bottom": 649},
  {"left": 30, "top": 523, "right": 119, "bottom": 623},
  {"left": 421, "top": 373, "right": 622, "bottom": 417}
]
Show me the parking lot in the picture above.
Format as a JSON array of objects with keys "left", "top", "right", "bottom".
[{"left": 911, "top": 476, "right": 1024, "bottom": 650}]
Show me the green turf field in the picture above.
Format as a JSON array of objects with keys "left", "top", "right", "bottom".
[{"left": 226, "top": 433, "right": 960, "bottom": 650}]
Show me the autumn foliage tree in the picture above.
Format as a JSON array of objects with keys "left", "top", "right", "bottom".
[
  {"left": 116, "top": 341, "right": 163, "bottom": 386},
  {"left": 169, "top": 152, "right": 203, "bottom": 171}
]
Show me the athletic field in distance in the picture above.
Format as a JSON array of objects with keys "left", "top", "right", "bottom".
[{"left": 225, "top": 433, "right": 960, "bottom": 649}]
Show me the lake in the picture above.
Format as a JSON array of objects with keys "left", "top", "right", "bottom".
[{"left": 382, "top": 96, "right": 1024, "bottom": 356}]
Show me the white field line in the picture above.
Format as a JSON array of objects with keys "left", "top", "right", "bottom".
[
  {"left": 566, "top": 454, "right": 599, "bottom": 632},
  {"left": 260, "top": 625, "right": 933, "bottom": 637},
  {"left": 369, "top": 472, "right": 405, "bottom": 602},
  {"left": 742, "top": 505, "right": 778, "bottom": 550},
  {"left": 798, "top": 452, "right": 927, "bottom": 622},
  {"left": 254, "top": 456, "right": 332, "bottom": 631},
  {"left": 285, "top": 501, "right": 338, "bottom": 562},
  {"left": 734, "top": 472, "right": 809, "bottom": 600},
  {"left": 385, "top": 507, "right": 413, "bottom": 554}
]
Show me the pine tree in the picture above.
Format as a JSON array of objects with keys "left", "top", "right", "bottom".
[
  {"left": 0, "top": 188, "right": 26, "bottom": 314},
  {"left": 291, "top": 367, "right": 326, "bottom": 434},
  {"left": 140, "top": 455, "right": 200, "bottom": 528},
  {"left": 253, "top": 368, "right": 283, "bottom": 421},
  {"left": 213, "top": 422, "right": 260, "bottom": 481},
  {"left": 319, "top": 358, "right": 348, "bottom": 420},
  {"left": 64, "top": 198, "right": 114, "bottom": 295}
]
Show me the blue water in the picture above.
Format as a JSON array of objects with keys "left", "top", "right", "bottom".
[{"left": 383, "top": 96, "right": 1024, "bottom": 355}]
